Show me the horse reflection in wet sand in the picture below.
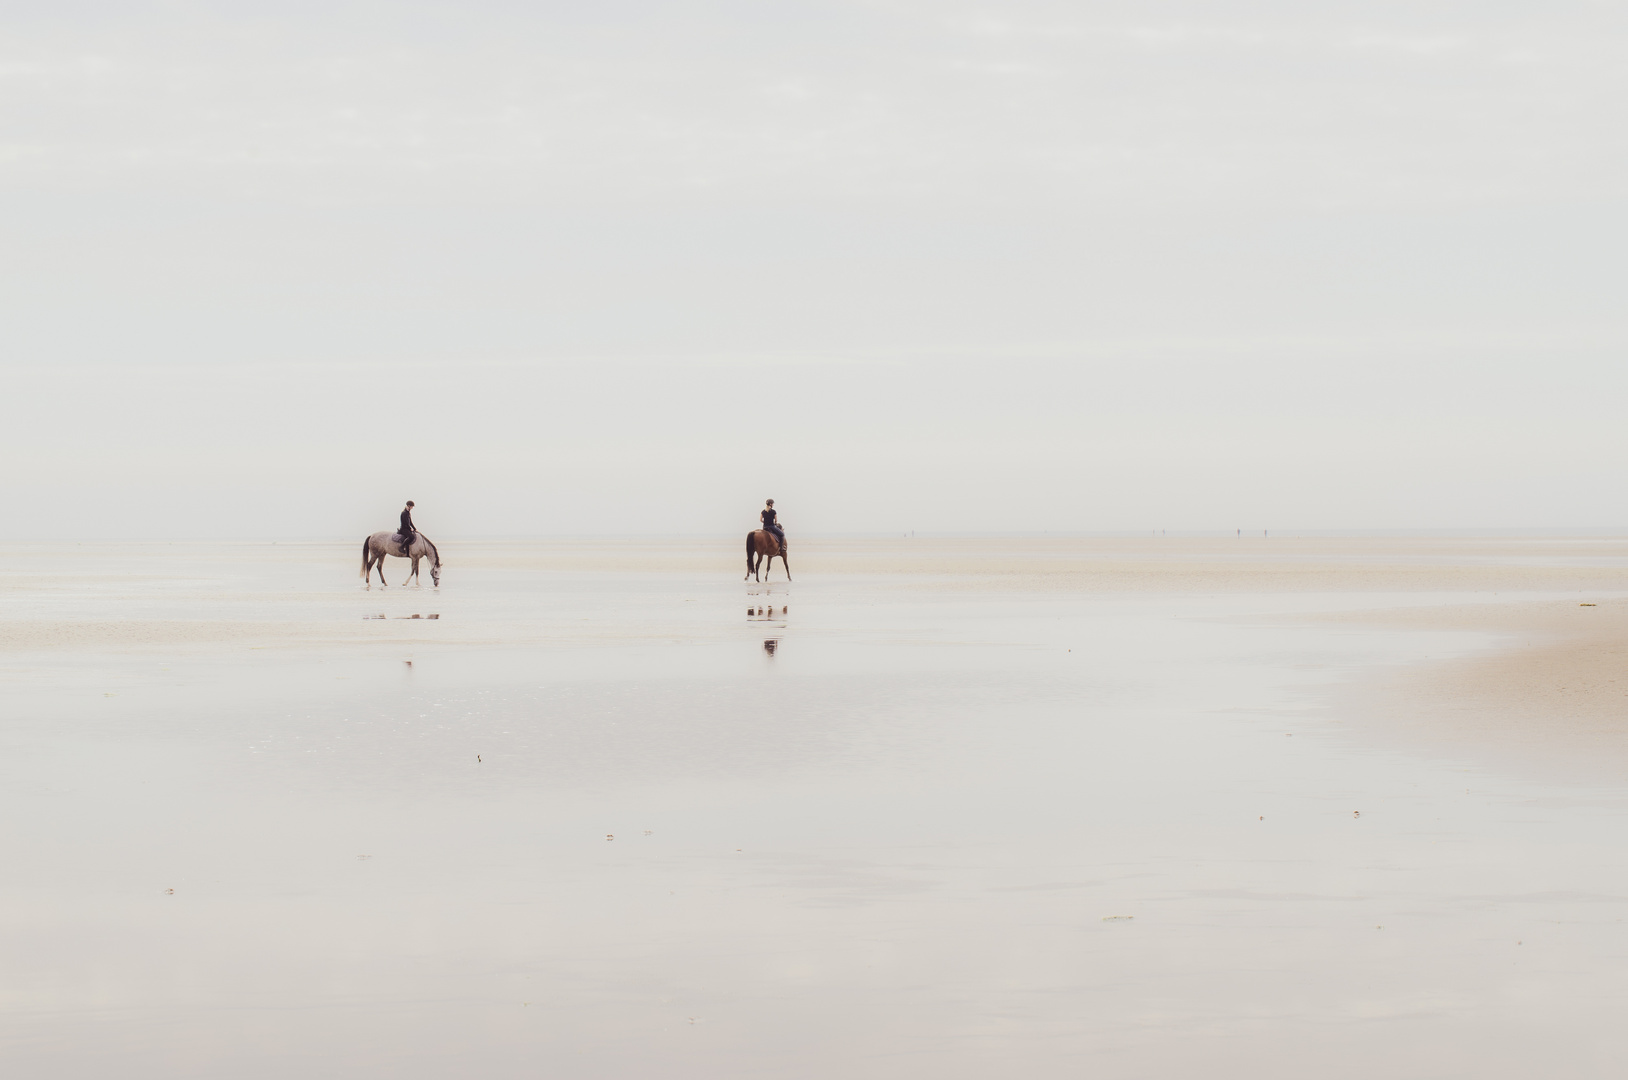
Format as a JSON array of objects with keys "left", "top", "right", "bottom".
[
  {"left": 361, "top": 532, "right": 441, "bottom": 587},
  {"left": 745, "top": 529, "right": 791, "bottom": 582}
]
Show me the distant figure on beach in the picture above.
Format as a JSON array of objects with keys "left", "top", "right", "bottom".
[
  {"left": 363, "top": 502, "right": 438, "bottom": 587},
  {"left": 761, "top": 499, "right": 786, "bottom": 553},
  {"left": 362, "top": 522, "right": 439, "bottom": 588},
  {"left": 399, "top": 501, "right": 417, "bottom": 555},
  {"left": 746, "top": 499, "right": 791, "bottom": 581}
]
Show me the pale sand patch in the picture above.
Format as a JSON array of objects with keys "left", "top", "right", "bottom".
[
  {"left": 0, "top": 620, "right": 462, "bottom": 651},
  {"left": 0, "top": 620, "right": 290, "bottom": 650},
  {"left": 1326, "top": 599, "right": 1628, "bottom": 783},
  {"left": 0, "top": 619, "right": 700, "bottom": 652}
]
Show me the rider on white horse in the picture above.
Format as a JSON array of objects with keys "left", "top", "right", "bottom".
[{"left": 398, "top": 501, "right": 417, "bottom": 555}]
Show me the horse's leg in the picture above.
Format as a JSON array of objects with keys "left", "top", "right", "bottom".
[
  {"left": 410, "top": 555, "right": 419, "bottom": 585},
  {"left": 377, "top": 552, "right": 389, "bottom": 587},
  {"left": 781, "top": 553, "right": 792, "bottom": 581}
]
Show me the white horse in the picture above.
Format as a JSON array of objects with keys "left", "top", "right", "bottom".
[{"left": 361, "top": 532, "right": 440, "bottom": 587}]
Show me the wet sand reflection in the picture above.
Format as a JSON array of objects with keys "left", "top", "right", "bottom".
[{"left": 748, "top": 586, "right": 788, "bottom": 657}]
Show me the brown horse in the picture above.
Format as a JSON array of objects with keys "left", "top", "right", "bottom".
[{"left": 745, "top": 530, "right": 791, "bottom": 582}]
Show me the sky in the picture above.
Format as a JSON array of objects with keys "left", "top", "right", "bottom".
[{"left": 4, "top": 0, "right": 1626, "bottom": 538}]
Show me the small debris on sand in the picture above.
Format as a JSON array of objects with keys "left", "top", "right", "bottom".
[{"left": 1102, "top": 915, "right": 1133, "bottom": 921}]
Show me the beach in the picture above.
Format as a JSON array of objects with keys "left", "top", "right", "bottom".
[{"left": 3, "top": 536, "right": 1628, "bottom": 1077}]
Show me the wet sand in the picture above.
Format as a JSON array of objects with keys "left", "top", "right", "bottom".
[
  {"left": 1327, "top": 597, "right": 1628, "bottom": 783},
  {"left": 3, "top": 537, "right": 1628, "bottom": 1077}
]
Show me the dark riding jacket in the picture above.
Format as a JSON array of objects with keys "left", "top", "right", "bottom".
[
  {"left": 761, "top": 508, "right": 785, "bottom": 550},
  {"left": 400, "top": 508, "right": 416, "bottom": 538}
]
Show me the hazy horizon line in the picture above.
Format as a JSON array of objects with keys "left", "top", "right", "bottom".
[{"left": 9, "top": 528, "right": 1628, "bottom": 545}]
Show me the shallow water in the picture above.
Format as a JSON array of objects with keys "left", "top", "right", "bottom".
[{"left": 3, "top": 540, "right": 1628, "bottom": 1077}]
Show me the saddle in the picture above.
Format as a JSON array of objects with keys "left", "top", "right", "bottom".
[{"left": 392, "top": 532, "right": 414, "bottom": 553}]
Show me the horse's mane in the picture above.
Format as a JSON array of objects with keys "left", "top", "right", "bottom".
[{"left": 422, "top": 534, "right": 440, "bottom": 567}]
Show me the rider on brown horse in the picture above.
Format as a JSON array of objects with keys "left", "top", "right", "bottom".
[{"left": 761, "top": 499, "right": 786, "bottom": 554}]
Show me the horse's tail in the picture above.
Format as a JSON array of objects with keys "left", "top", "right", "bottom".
[
  {"left": 360, "top": 536, "right": 371, "bottom": 578},
  {"left": 746, "top": 531, "right": 755, "bottom": 575}
]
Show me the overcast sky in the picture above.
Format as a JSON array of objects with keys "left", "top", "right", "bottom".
[{"left": 4, "top": 1, "right": 1626, "bottom": 538}]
